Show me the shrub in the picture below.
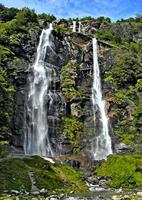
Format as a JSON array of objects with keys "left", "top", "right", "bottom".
[
  {"left": 38, "top": 13, "right": 56, "bottom": 22},
  {"left": 15, "top": 8, "right": 38, "bottom": 25},
  {"left": 64, "top": 117, "right": 84, "bottom": 153},
  {"left": 0, "top": 6, "right": 19, "bottom": 22},
  {"left": 96, "top": 155, "right": 142, "bottom": 188}
]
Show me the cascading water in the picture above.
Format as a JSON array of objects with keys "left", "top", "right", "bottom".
[
  {"left": 73, "top": 21, "right": 76, "bottom": 32},
  {"left": 92, "top": 38, "right": 112, "bottom": 160},
  {"left": 78, "top": 21, "right": 82, "bottom": 33},
  {"left": 24, "top": 24, "right": 54, "bottom": 156}
]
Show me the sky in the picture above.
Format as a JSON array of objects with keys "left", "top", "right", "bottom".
[{"left": 1, "top": 0, "right": 142, "bottom": 21}]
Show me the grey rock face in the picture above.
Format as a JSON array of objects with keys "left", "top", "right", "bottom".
[
  {"left": 114, "top": 143, "right": 133, "bottom": 154},
  {"left": 10, "top": 29, "right": 114, "bottom": 156}
]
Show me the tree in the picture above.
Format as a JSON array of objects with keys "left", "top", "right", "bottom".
[
  {"left": 96, "top": 16, "right": 111, "bottom": 24},
  {"left": 15, "top": 8, "right": 38, "bottom": 25},
  {"left": 38, "top": 13, "right": 56, "bottom": 22},
  {"left": 0, "top": 4, "right": 19, "bottom": 22}
]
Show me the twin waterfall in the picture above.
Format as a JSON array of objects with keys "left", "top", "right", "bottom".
[
  {"left": 24, "top": 23, "right": 112, "bottom": 160},
  {"left": 72, "top": 21, "right": 82, "bottom": 33},
  {"left": 24, "top": 24, "right": 54, "bottom": 156},
  {"left": 92, "top": 38, "right": 112, "bottom": 160}
]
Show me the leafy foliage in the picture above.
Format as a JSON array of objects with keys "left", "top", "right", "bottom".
[
  {"left": 64, "top": 117, "right": 84, "bottom": 153},
  {"left": 0, "top": 4, "right": 19, "bottom": 22},
  {"left": 96, "top": 155, "right": 142, "bottom": 188},
  {"left": 61, "top": 61, "right": 81, "bottom": 99},
  {"left": 38, "top": 13, "right": 56, "bottom": 22},
  {"left": 103, "top": 41, "right": 142, "bottom": 146},
  {"left": 15, "top": 8, "right": 38, "bottom": 25}
]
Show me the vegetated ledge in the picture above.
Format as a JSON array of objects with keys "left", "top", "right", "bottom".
[
  {"left": 0, "top": 156, "right": 88, "bottom": 195},
  {"left": 96, "top": 154, "right": 142, "bottom": 189}
]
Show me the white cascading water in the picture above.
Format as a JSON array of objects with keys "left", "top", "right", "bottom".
[
  {"left": 73, "top": 21, "right": 76, "bottom": 32},
  {"left": 78, "top": 21, "right": 82, "bottom": 33},
  {"left": 92, "top": 38, "right": 112, "bottom": 160},
  {"left": 24, "top": 24, "right": 54, "bottom": 156}
]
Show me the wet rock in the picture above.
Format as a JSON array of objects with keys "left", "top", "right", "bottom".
[
  {"left": 65, "top": 159, "right": 81, "bottom": 168},
  {"left": 38, "top": 19, "right": 48, "bottom": 28},
  {"left": 86, "top": 176, "right": 99, "bottom": 184},
  {"left": 115, "top": 143, "right": 133, "bottom": 154},
  {"left": 10, "top": 190, "right": 19, "bottom": 195}
]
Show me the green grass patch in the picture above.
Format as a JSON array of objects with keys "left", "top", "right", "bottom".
[
  {"left": 0, "top": 156, "right": 88, "bottom": 194},
  {"left": 96, "top": 155, "right": 142, "bottom": 188}
]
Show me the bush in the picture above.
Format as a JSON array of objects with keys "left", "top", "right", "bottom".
[
  {"left": 0, "top": 5, "right": 19, "bottom": 22},
  {"left": 15, "top": 8, "right": 38, "bottom": 25},
  {"left": 96, "top": 155, "right": 142, "bottom": 188},
  {"left": 96, "top": 16, "right": 111, "bottom": 24},
  {"left": 64, "top": 117, "right": 84, "bottom": 153},
  {"left": 97, "top": 29, "right": 114, "bottom": 41},
  {"left": 61, "top": 61, "right": 81, "bottom": 99},
  {"left": 38, "top": 13, "right": 56, "bottom": 22}
]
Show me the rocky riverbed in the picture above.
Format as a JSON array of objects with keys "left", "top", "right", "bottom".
[{"left": 1, "top": 188, "right": 142, "bottom": 200}]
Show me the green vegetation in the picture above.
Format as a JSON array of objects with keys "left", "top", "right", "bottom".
[
  {"left": 96, "top": 155, "right": 142, "bottom": 188},
  {"left": 80, "top": 16, "right": 111, "bottom": 24},
  {"left": 0, "top": 4, "right": 19, "bottom": 22},
  {"left": 0, "top": 141, "right": 9, "bottom": 157},
  {"left": 0, "top": 5, "right": 41, "bottom": 137},
  {"left": 54, "top": 25, "right": 72, "bottom": 34},
  {"left": 0, "top": 156, "right": 88, "bottom": 194},
  {"left": 0, "top": 4, "right": 142, "bottom": 194},
  {"left": 38, "top": 13, "right": 56, "bottom": 22},
  {"left": 96, "top": 20, "right": 142, "bottom": 47},
  {"left": 103, "top": 41, "right": 142, "bottom": 146},
  {"left": 64, "top": 117, "right": 84, "bottom": 153},
  {"left": 61, "top": 61, "right": 81, "bottom": 100},
  {"left": 15, "top": 8, "right": 38, "bottom": 25}
]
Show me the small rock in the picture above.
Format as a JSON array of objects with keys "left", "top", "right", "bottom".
[
  {"left": 11, "top": 190, "right": 19, "bottom": 195},
  {"left": 31, "top": 191, "right": 40, "bottom": 195},
  {"left": 59, "top": 193, "right": 64, "bottom": 198},
  {"left": 40, "top": 188, "right": 48, "bottom": 194},
  {"left": 49, "top": 195, "right": 59, "bottom": 200},
  {"left": 123, "top": 195, "right": 130, "bottom": 199},
  {"left": 115, "top": 188, "right": 123, "bottom": 193},
  {"left": 3, "top": 190, "right": 9, "bottom": 193},
  {"left": 112, "top": 195, "right": 121, "bottom": 200},
  {"left": 115, "top": 143, "right": 133, "bottom": 154},
  {"left": 137, "top": 192, "right": 142, "bottom": 196},
  {"left": 87, "top": 176, "right": 99, "bottom": 184}
]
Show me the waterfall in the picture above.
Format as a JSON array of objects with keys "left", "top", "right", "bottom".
[
  {"left": 92, "top": 38, "right": 112, "bottom": 160},
  {"left": 78, "top": 21, "right": 82, "bottom": 33},
  {"left": 73, "top": 21, "right": 76, "bottom": 32},
  {"left": 24, "top": 24, "right": 54, "bottom": 156}
]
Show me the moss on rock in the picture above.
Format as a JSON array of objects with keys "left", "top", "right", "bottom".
[
  {"left": 61, "top": 61, "right": 81, "bottom": 100},
  {"left": 63, "top": 117, "right": 84, "bottom": 153}
]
